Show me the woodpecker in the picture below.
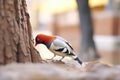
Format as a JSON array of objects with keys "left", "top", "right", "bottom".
[{"left": 35, "top": 34, "right": 82, "bottom": 65}]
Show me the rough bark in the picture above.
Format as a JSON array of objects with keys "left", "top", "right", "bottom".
[
  {"left": 0, "top": 0, "right": 42, "bottom": 65},
  {"left": 77, "top": 0, "right": 100, "bottom": 61}
]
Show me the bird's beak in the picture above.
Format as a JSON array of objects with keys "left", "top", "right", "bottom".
[{"left": 35, "top": 43, "right": 38, "bottom": 46}]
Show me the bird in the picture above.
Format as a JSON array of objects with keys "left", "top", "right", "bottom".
[{"left": 35, "top": 34, "right": 82, "bottom": 65}]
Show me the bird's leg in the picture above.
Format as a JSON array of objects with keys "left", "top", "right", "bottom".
[
  {"left": 51, "top": 54, "right": 56, "bottom": 60},
  {"left": 59, "top": 56, "right": 65, "bottom": 61}
]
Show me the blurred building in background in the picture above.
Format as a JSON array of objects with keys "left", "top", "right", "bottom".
[{"left": 27, "top": 0, "right": 120, "bottom": 64}]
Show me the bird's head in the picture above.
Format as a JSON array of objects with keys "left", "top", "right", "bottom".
[{"left": 35, "top": 34, "right": 55, "bottom": 46}]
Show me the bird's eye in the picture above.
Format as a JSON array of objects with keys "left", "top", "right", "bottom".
[
  {"left": 37, "top": 38, "right": 39, "bottom": 41},
  {"left": 37, "top": 38, "right": 40, "bottom": 42}
]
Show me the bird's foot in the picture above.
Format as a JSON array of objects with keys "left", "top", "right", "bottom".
[
  {"left": 46, "top": 59, "right": 56, "bottom": 62},
  {"left": 45, "top": 59, "right": 55, "bottom": 63},
  {"left": 53, "top": 60, "right": 65, "bottom": 64},
  {"left": 51, "top": 59, "right": 56, "bottom": 62}
]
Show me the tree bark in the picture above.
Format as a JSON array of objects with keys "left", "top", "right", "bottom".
[
  {"left": 0, "top": 0, "right": 42, "bottom": 65},
  {"left": 76, "top": 0, "right": 100, "bottom": 61}
]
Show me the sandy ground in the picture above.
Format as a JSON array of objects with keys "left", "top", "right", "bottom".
[{"left": 0, "top": 59, "right": 120, "bottom": 80}]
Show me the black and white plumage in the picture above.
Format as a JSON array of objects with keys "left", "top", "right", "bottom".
[
  {"left": 48, "top": 36, "right": 82, "bottom": 65},
  {"left": 35, "top": 34, "right": 82, "bottom": 65}
]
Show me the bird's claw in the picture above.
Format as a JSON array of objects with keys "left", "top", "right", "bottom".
[
  {"left": 51, "top": 59, "right": 56, "bottom": 62},
  {"left": 52, "top": 60, "right": 64, "bottom": 64}
]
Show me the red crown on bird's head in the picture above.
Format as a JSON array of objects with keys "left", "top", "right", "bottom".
[{"left": 35, "top": 34, "right": 56, "bottom": 46}]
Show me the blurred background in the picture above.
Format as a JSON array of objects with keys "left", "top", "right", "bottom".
[{"left": 26, "top": 0, "right": 120, "bottom": 64}]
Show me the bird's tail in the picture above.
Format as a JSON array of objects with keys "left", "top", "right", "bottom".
[{"left": 72, "top": 55, "right": 82, "bottom": 65}]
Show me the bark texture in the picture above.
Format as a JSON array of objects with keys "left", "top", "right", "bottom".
[
  {"left": 0, "top": 0, "right": 42, "bottom": 65},
  {"left": 77, "top": 0, "right": 100, "bottom": 61}
]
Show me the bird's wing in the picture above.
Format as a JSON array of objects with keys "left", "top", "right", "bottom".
[
  {"left": 56, "top": 36, "right": 74, "bottom": 50},
  {"left": 50, "top": 37, "right": 74, "bottom": 56}
]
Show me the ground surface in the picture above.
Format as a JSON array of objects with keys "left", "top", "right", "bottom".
[{"left": 0, "top": 60, "right": 120, "bottom": 80}]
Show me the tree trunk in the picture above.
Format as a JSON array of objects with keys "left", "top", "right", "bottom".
[
  {"left": 0, "top": 0, "right": 42, "bottom": 65},
  {"left": 76, "top": 0, "right": 100, "bottom": 61}
]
